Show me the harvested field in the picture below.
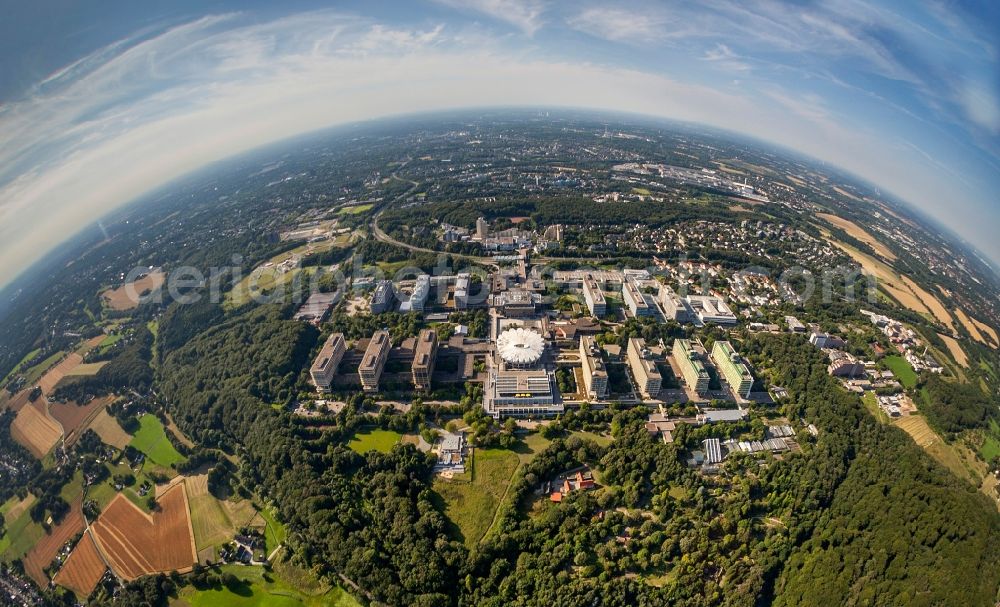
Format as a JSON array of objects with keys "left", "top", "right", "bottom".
[
  {"left": 184, "top": 474, "right": 258, "bottom": 551},
  {"left": 11, "top": 400, "right": 62, "bottom": 458},
  {"left": 49, "top": 396, "right": 115, "bottom": 448},
  {"left": 971, "top": 317, "right": 999, "bottom": 345},
  {"left": 938, "top": 333, "right": 968, "bottom": 367},
  {"left": 64, "top": 362, "right": 107, "bottom": 377},
  {"left": 87, "top": 408, "right": 131, "bottom": 449},
  {"left": 53, "top": 531, "right": 106, "bottom": 600},
  {"left": 23, "top": 497, "right": 85, "bottom": 587},
  {"left": 824, "top": 234, "right": 955, "bottom": 328},
  {"left": 3, "top": 494, "right": 36, "bottom": 522},
  {"left": 101, "top": 270, "right": 165, "bottom": 311},
  {"left": 817, "top": 212, "right": 896, "bottom": 260},
  {"left": 90, "top": 483, "right": 196, "bottom": 580},
  {"left": 37, "top": 353, "right": 83, "bottom": 396}
]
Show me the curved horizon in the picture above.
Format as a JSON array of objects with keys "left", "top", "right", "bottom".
[{"left": 1, "top": 3, "right": 998, "bottom": 288}]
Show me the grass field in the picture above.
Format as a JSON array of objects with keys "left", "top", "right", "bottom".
[
  {"left": 980, "top": 419, "right": 1000, "bottom": 463},
  {"left": 860, "top": 392, "right": 889, "bottom": 424},
  {"left": 337, "top": 203, "right": 373, "bottom": 215},
  {"left": 348, "top": 429, "right": 402, "bottom": 454},
  {"left": 260, "top": 506, "right": 287, "bottom": 553},
  {"left": 883, "top": 355, "right": 918, "bottom": 388},
  {"left": 0, "top": 499, "right": 45, "bottom": 560},
  {"left": 432, "top": 448, "right": 519, "bottom": 547},
  {"left": 176, "top": 563, "right": 361, "bottom": 607},
  {"left": 22, "top": 350, "right": 66, "bottom": 385},
  {"left": 1, "top": 348, "right": 41, "bottom": 385},
  {"left": 186, "top": 479, "right": 258, "bottom": 552},
  {"left": 131, "top": 414, "right": 185, "bottom": 467}
]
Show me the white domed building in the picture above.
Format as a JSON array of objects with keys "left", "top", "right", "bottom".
[{"left": 495, "top": 327, "right": 545, "bottom": 370}]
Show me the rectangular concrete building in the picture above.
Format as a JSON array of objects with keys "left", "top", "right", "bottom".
[
  {"left": 582, "top": 278, "right": 606, "bottom": 317},
  {"left": 579, "top": 335, "right": 608, "bottom": 399},
  {"left": 622, "top": 278, "right": 654, "bottom": 317},
  {"left": 672, "top": 338, "right": 709, "bottom": 395},
  {"left": 370, "top": 280, "right": 395, "bottom": 314},
  {"left": 412, "top": 328, "right": 438, "bottom": 391},
  {"left": 711, "top": 340, "right": 753, "bottom": 399},
  {"left": 360, "top": 330, "right": 391, "bottom": 392},
  {"left": 627, "top": 337, "right": 661, "bottom": 400},
  {"left": 310, "top": 333, "right": 346, "bottom": 392}
]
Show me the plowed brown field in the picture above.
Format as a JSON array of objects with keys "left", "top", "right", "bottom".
[
  {"left": 90, "top": 483, "right": 196, "bottom": 580},
  {"left": 53, "top": 531, "right": 106, "bottom": 600},
  {"left": 23, "top": 497, "right": 85, "bottom": 587}
]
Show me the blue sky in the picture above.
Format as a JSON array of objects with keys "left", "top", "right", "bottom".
[{"left": 0, "top": 0, "right": 998, "bottom": 286}]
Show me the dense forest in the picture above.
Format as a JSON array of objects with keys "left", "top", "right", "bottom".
[{"left": 149, "top": 301, "right": 1000, "bottom": 607}]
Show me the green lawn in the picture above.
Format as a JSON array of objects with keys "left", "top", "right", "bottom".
[
  {"left": 348, "top": 429, "right": 402, "bottom": 454},
  {"left": 130, "top": 414, "right": 185, "bottom": 467},
  {"left": 22, "top": 350, "right": 66, "bottom": 384},
  {"left": 1, "top": 348, "right": 41, "bottom": 385},
  {"left": 980, "top": 419, "right": 1000, "bottom": 463},
  {"left": 178, "top": 564, "right": 361, "bottom": 607},
  {"left": 337, "top": 203, "right": 373, "bottom": 215},
  {"left": 260, "top": 506, "right": 288, "bottom": 553},
  {"left": 883, "top": 355, "right": 918, "bottom": 388},
  {"left": 432, "top": 448, "right": 519, "bottom": 547},
  {"left": 861, "top": 392, "right": 889, "bottom": 424}
]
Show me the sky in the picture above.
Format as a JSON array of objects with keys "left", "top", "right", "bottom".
[{"left": 0, "top": 0, "right": 998, "bottom": 288}]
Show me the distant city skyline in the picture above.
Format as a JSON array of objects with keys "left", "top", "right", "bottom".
[{"left": 0, "top": 0, "right": 998, "bottom": 288}]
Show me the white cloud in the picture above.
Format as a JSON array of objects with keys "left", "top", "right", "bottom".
[
  {"left": 432, "top": 0, "right": 546, "bottom": 36},
  {"left": 567, "top": 6, "right": 671, "bottom": 43},
  {"left": 0, "top": 8, "right": 997, "bottom": 287},
  {"left": 958, "top": 79, "right": 1000, "bottom": 135}
]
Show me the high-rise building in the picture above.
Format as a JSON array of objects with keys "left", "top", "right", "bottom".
[
  {"left": 672, "top": 338, "right": 709, "bottom": 394},
  {"left": 360, "top": 330, "right": 391, "bottom": 392},
  {"left": 579, "top": 335, "right": 608, "bottom": 399},
  {"left": 476, "top": 216, "right": 488, "bottom": 239},
  {"left": 370, "top": 280, "right": 395, "bottom": 314},
  {"left": 622, "top": 278, "right": 653, "bottom": 317},
  {"left": 627, "top": 337, "right": 661, "bottom": 399},
  {"left": 711, "top": 340, "right": 754, "bottom": 399},
  {"left": 412, "top": 329, "right": 438, "bottom": 391},
  {"left": 582, "top": 277, "right": 606, "bottom": 316},
  {"left": 310, "top": 333, "right": 346, "bottom": 392}
]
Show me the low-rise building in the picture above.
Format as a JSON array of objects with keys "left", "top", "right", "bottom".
[
  {"left": 685, "top": 295, "right": 737, "bottom": 325},
  {"left": 627, "top": 337, "right": 661, "bottom": 399},
  {"left": 579, "top": 335, "right": 608, "bottom": 399},
  {"left": 412, "top": 328, "right": 438, "bottom": 391},
  {"left": 672, "top": 338, "right": 709, "bottom": 394},
  {"left": 360, "top": 330, "right": 391, "bottom": 392},
  {"left": 454, "top": 273, "right": 472, "bottom": 309},
  {"left": 310, "top": 333, "right": 346, "bottom": 392},
  {"left": 485, "top": 369, "right": 561, "bottom": 418},
  {"left": 810, "top": 332, "right": 846, "bottom": 349},
  {"left": 711, "top": 340, "right": 754, "bottom": 399}
]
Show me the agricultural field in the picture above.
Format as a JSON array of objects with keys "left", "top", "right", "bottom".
[
  {"left": 90, "top": 483, "right": 197, "bottom": 580},
  {"left": 883, "top": 355, "right": 918, "bottom": 389},
  {"left": 130, "top": 414, "right": 185, "bottom": 467},
  {"left": 0, "top": 494, "right": 36, "bottom": 522},
  {"left": 954, "top": 308, "right": 989, "bottom": 345},
  {"left": 87, "top": 408, "right": 132, "bottom": 449},
  {"left": 823, "top": 234, "right": 955, "bottom": 330},
  {"left": 432, "top": 447, "right": 519, "bottom": 547},
  {"left": 348, "top": 428, "right": 402, "bottom": 454},
  {"left": 21, "top": 350, "right": 68, "bottom": 386},
  {"left": 337, "top": 203, "right": 373, "bottom": 215},
  {"left": 894, "top": 415, "right": 983, "bottom": 489},
  {"left": 0, "top": 503, "right": 45, "bottom": 561},
  {"left": 938, "top": 333, "right": 969, "bottom": 367},
  {"left": 173, "top": 561, "right": 361, "bottom": 607},
  {"left": 53, "top": 531, "right": 107, "bottom": 600},
  {"left": 37, "top": 352, "right": 85, "bottom": 395},
  {"left": 64, "top": 362, "right": 108, "bottom": 377},
  {"left": 817, "top": 213, "right": 897, "bottom": 261},
  {"left": 101, "top": 269, "right": 165, "bottom": 311},
  {"left": 23, "top": 496, "right": 85, "bottom": 586},
  {"left": 184, "top": 473, "right": 259, "bottom": 554},
  {"left": 0, "top": 347, "right": 41, "bottom": 386},
  {"left": 49, "top": 395, "right": 115, "bottom": 448},
  {"left": 11, "top": 400, "right": 62, "bottom": 458}
]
